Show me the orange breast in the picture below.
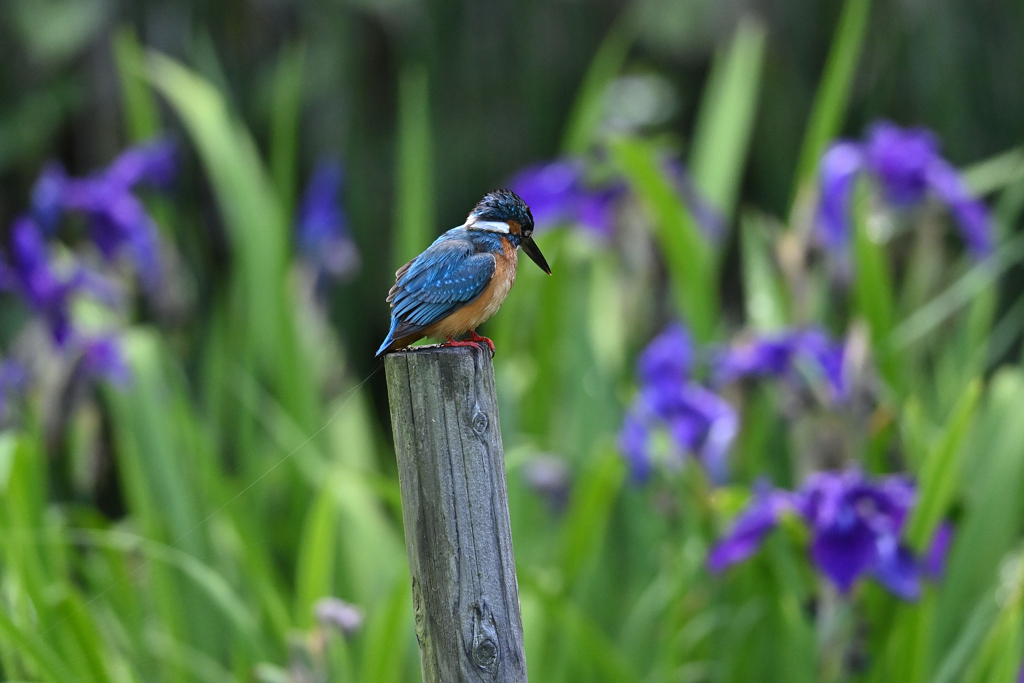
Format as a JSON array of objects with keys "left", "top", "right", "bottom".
[{"left": 427, "top": 238, "right": 518, "bottom": 339}]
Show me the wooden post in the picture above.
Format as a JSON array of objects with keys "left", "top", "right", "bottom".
[{"left": 384, "top": 344, "right": 528, "bottom": 683}]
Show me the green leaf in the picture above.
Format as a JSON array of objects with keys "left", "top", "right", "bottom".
[
  {"left": 294, "top": 482, "right": 338, "bottom": 627},
  {"left": 933, "top": 369, "right": 1024, "bottom": 654},
  {"left": 872, "top": 593, "right": 934, "bottom": 683},
  {"left": 930, "top": 593, "right": 999, "bottom": 683},
  {"left": 852, "top": 186, "right": 900, "bottom": 386},
  {"left": 560, "top": 450, "right": 626, "bottom": 584},
  {"left": 689, "top": 17, "right": 766, "bottom": 222},
  {"left": 0, "top": 609, "right": 74, "bottom": 683},
  {"left": 790, "top": 0, "right": 873, "bottom": 209},
  {"left": 75, "top": 529, "right": 262, "bottom": 651},
  {"left": 561, "top": 16, "right": 635, "bottom": 155},
  {"left": 111, "top": 26, "right": 160, "bottom": 142},
  {"left": 961, "top": 556, "right": 1024, "bottom": 683},
  {"left": 269, "top": 43, "right": 306, "bottom": 220},
  {"left": 146, "top": 52, "right": 287, "bottom": 368},
  {"left": 147, "top": 49, "right": 318, "bottom": 436},
  {"left": 608, "top": 136, "right": 717, "bottom": 339},
  {"left": 961, "top": 147, "right": 1024, "bottom": 196},
  {"left": 739, "top": 211, "right": 789, "bottom": 331},
  {"left": 393, "top": 63, "right": 436, "bottom": 271},
  {"left": 359, "top": 577, "right": 415, "bottom": 683},
  {"left": 50, "top": 591, "right": 114, "bottom": 683},
  {"left": 890, "top": 236, "right": 1024, "bottom": 350},
  {"left": 550, "top": 597, "right": 639, "bottom": 683},
  {"left": 905, "top": 378, "right": 981, "bottom": 552}
]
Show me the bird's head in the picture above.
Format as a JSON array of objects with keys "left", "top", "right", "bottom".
[{"left": 466, "top": 189, "right": 551, "bottom": 274}]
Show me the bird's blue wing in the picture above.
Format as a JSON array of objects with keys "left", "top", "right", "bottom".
[{"left": 388, "top": 232, "right": 496, "bottom": 330}]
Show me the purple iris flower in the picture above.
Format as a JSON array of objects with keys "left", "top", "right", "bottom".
[
  {"left": 662, "top": 156, "right": 726, "bottom": 241},
  {"left": 712, "top": 328, "right": 849, "bottom": 402},
  {"left": 707, "top": 484, "right": 794, "bottom": 571},
  {"left": 295, "top": 158, "right": 360, "bottom": 279},
  {"left": 314, "top": 597, "right": 364, "bottom": 637},
  {"left": 618, "top": 323, "right": 738, "bottom": 483},
  {"left": 2, "top": 217, "right": 116, "bottom": 347},
  {"left": 6, "top": 217, "right": 79, "bottom": 346},
  {"left": 708, "top": 470, "right": 941, "bottom": 601},
  {"left": 30, "top": 138, "right": 176, "bottom": 290},
  {"left": 574, "top": 185, "right": 623, "bottom": 238},
  {"left": 80, "top": 335, "right": 132, "bottom": 386},
  {"left": 30, "top": 162, "right": 69, "bottom": 233},
  {"left": 509, "top": 159, "right": 624, "bottom": 239},
  {"left": 62, "top": 185, "right": 163, "bottom": 289},
  {"left": 0, "top": 360, "right": 30, "bottom": 418},
  {"left": 638, "top": 322, "right": 693, "bottom": 386},
  {"left": 863, "top": 123, "right": 937, "bottom": 205},
  {"left": 816, "top": 120, "right": 994, "bottom": 259},
  {"left": 923, "top": 522, "right": 954, "bottom": 579},
  {"left": 102, "top": 138, "right": 177, "bottom": 190},
  {"left": 618, "top": 413, "right": 653, "bottom": 482},
  {"left": 511, "top": 155, "right": 723, "bottom": 241},
  {"left": 512, "top": 159, "right": 584, "bottom": 224},
  {"left": 817, "top": 142, "right": 863, "bottom": 254}
]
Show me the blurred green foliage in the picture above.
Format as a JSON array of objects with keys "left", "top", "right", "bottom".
[{"left": 0, "top": 0, "right": 1024, "bottom": 681}]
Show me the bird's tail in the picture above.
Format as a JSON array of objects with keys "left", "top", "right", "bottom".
[
  {"left": 376, "top": 317, "right": 420, "bottom": 356},
  {"left": 375, "top": 318, "right": 399, "bottom": 356}
]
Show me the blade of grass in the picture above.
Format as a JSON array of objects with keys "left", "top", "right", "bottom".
[
  {"left": 608, "top": 136, "right": 717, "bottom": 339},
  {"left": 145, "top": 631, "right": 236, "bottom": 683},
  {"left": 359, "top": 576, "right": 415, "bottom": 683},
  {"left": 961, "top": 556, "right": 1024, "bottom": 683},
  {"left": 933, "top": 369, "right": 1024, "bottom": 654},
  {"left": 904, "top": 378, "right": 981, "bottom": 552},
  {"left": 0, "top": 433, "right": 53, "bottom": 626},
  {"left": 740, "top": 211, "right": 789, "bottom": 331},
  {"left": 294, "top": 482, "right": 338, "bottom": 627},
  {"left": 790, "top": 0, "right": 873, "bottom": 210},
  {"left": 112, "top": 26, "right": 160, "bottom": 142},
  {"left": 890, "top": 236, "right": 1024, "bottom": 349},
  {"left": 550, "top": 597, "right": 639, "bottom": 683},
  {"left": 852, "top": 184, "right": 900, "bottom": 387},
  {"left": 689, "top": 17, "right": 766, "bottom": 223},
  {"left": 981, "top": 290, "right": 1024, "bottom": 369},
  {"left": 0, "top": 609, "right": 74, "bottom": 683},
  {"left": 560, "top": 450, "right": 626, "bottom": 586},
  {"left": 872, "top": 591, "right": 934, "bottom": 683},
  {"left": 74, "top": 529, "right": 262, "bottom": 650},
  {"left": 393, "top": 63, "right": 435, "bottom": 271},
  {"left": 930, "top": 592, "right": 999, "bottom": 683},
  {"left": 269, "top": 43, "right": 306, "bottom": 220},
  {"left": 50, "top": 592, "right": 114, "bottom": 683},
  {"left": 961, "top": 147, "right": 1024, "bottom": 196},
  {"left": 147, "top": 51, "right": 317, "bottom": 436},
  {"left": 561, "top": 16, "right": 635, "bottom": 155}
]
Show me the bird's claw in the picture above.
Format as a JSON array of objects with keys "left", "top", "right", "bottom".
[
  {"left": 467, "top": 331, "right": 496, "bottom": 356},
  {"left": 444, "top": 334, "right": 496, "bottom": 358}
]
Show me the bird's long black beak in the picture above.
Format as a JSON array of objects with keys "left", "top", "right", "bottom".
[{"left": 521, "top": 236, "right": 551, "bottom": 274}]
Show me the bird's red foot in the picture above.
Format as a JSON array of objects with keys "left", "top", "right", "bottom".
[
  {"left": 442, "top": 332, "right": 495, "bottom": 357},
  {"left": 467, "top": 330, "right": 495, "bottom": 355}
]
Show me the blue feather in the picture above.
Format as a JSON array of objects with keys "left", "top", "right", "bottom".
[
  {"left": 376, "top": 316, "right": 404, "bottom": 355},
  {"left": 377, "top": 227, "right": 499, "bottom": 355}
]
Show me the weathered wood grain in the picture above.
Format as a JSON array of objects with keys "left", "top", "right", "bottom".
[{"left": 385, "top": 344, "right": 528, "bottom": 683}]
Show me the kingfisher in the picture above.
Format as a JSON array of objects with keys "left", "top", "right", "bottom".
[{"left": 376, "top": 189, "right": 550, "bottom": 356}]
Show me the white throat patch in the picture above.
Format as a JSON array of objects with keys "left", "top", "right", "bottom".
[{"left": 467, "top": 219, "right": 510, "bottom": 234}]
